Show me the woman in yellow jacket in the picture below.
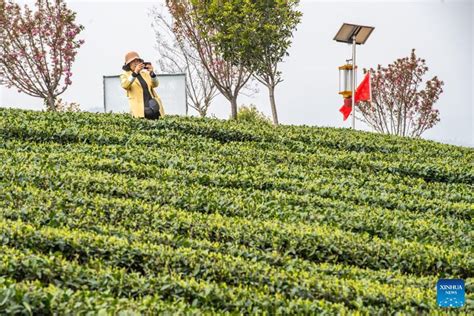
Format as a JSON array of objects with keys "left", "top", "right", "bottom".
[{"left": 120, "top": 51, "right": 165, "bottom": 119}]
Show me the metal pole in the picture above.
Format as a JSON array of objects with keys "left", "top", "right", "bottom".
[
  {"left": 351, "top": 36, "right": 356, "bottom": 129},
  {"left": 103, "top": 76, "right": 107, "bottom": 113},
  {"left": 185, "top": 74, "right": 188, "bottom": 116}
]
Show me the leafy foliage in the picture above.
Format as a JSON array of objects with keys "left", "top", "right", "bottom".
[
  {"left": 0, "top": 108, "right": 472, "bottom": 314},
  {"left": 236, "top": 104, "right": 272, "bottom": 125},
  {"left": 198, "top": 0, "right": 302, "bottom": 124}
]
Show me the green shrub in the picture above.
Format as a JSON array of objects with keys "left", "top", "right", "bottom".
[{"left": 235, "top": 104, "right": 272, "bottom": 125}]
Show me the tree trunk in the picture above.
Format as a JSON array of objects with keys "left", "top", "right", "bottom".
[
  {"left": 45, "top": 94, "right": 56, "bottom": 111},
  {"left": 230, "top": 96, "right": 238, "bottom": 120},
  {"left": 268, "top": 85, "right": 279, "bottom": 125}
]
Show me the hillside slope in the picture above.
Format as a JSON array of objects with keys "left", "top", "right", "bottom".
[{"left": 0, "top": 108, "right": 472, "bottom": 314}]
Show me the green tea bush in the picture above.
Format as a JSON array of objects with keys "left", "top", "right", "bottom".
[{"left": 0, "top": 108, "right": 472, "bottom": 314}]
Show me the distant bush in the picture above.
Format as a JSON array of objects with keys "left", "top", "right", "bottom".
[
  {"left": 54, "top": 98, "right": 81, "bottom": 113},
  {"left": 236, "top": 104, "right": 271, "bottom": 125}
]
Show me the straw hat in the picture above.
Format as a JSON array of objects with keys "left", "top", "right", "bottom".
[{"left": 124, "top": 51, "right": 142, "bottom": 66}]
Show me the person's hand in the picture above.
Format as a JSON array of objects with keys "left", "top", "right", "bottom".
[
  {"left": 147, "top": 64, "right": 154, "bottom": 72},
  {"left": 133, "top": 62, "right": 144, "bottom": 74}
]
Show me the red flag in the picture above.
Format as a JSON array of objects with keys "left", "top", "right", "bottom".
[
  {"left": 338, "top": 71, "right": 371, "bottom": 121},
  {"left": 355, "top": 72, "right": 371, "bottom": 103},
  {"left": 339, "top": 98, "right": 352, "bottom": 121}
]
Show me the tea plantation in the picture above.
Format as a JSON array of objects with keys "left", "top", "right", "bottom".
[{"left": 0, "top": 108, "right": 472, "bottom": 314}]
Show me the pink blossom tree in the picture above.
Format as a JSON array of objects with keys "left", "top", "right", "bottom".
[
  {"left": 358, "top": 49, "right": 444, "bottom": 137},
  {"left": 0, "top": 0, "right": 85, "bottom": 111}
]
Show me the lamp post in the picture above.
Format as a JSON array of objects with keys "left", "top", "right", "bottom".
[{"left": 334, "top": 23, "right": 374, "bottom": 129}]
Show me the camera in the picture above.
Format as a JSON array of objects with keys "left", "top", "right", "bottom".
[{"left": 143, "top": 62, "right": 151, "bottom": 69}]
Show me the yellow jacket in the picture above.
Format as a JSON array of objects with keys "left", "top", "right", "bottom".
[{"left": 120, "top": 70, "right": 165, "bottom": 118}]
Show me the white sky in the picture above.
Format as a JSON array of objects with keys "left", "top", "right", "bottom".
[{"left": 1, "top": 0, "right": 473, "bottom": 146}]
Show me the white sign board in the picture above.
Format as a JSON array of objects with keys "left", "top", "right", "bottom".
[{"left": 103, "top": 74, "right": 187, "bottom": 115}]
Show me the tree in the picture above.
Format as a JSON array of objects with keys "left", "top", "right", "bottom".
[
  {"left": 150, "top": 5, "right": 218, "bottom": 117},
  {"left": 166, "top": 0, "right": 253, "bottom": 119},
  {"left": 202, "top": 0, "right": 302, "bottom": 125},
  {"left": 251, "top": 0, "right": 301, "bottom": 125},
  {"left": 358, "top": 49, "right": 443, "bottom": 137},
  {"left": 0, "top": 0, "right": 84, "bottom": 111}
]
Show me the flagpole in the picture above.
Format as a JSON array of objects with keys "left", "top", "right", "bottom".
[{"left": 351, "top": 36, "right": 356, "bottom": 130}]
